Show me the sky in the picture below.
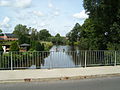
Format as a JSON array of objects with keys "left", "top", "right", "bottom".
[{"left": 0, "top": 0, "right": 88, "bottom": 36}]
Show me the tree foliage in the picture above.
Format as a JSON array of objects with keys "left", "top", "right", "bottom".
[
  {"left": 30, "top": 28, "right": 38, "bottom": 41},
  {"left": 66, "top": 23, "right": 82, "bottom": 45},
  {"left": 38, "top": 29, "right": 51, "bottom": 41},
  {"left": 10, "top": 42, "right": 19, "bottom": 51},
  {"left": 13, "top": 24, "right": 30, "bottom": 44},
  {"left": 67, "top": 0, "right": 120, "bottom": 50},
  {"left": 0, "top": 44, "right": 3, "bottom": 52},
  {"left": 83, "top": 0, "right": 120, "bottom": 50},
  {"left": 0, "top": 29, "right": 2, "bottom": 33},
  {"left": 30, "top": 41, "right": 44, "bottom": 51},
  {"left": 13, "top": 24, "right": 53, "bottom": 51},
  {"left": 50, "top": 33, "right": 66, "bottom": 45}
]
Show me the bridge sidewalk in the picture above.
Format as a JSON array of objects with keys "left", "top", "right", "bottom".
[{"left": 0, "top": 66, "right": 120, "bottom": 83}]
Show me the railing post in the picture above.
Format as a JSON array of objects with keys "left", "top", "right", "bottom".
[
  {"left": 49, "top": 51, "right": 52, "bottom": 69},
  {"left": 84, "top": 51, "right": 87, "bottom": 68},
  {"left": 114, "top": 51, "right": 117, "bottom": 66},
  {"left": 11, "top": 52, "right": 13, "bottom": 70}
]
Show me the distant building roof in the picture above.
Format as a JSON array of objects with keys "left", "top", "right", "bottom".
[
  {"left": 20, "top": 43, "right": 30, "bottom": 47},
  {"left": 0, "top": 33, "right": 4, "bottom": 36},
  {"left": 0, "top": 38, "right": 4, "bottom": 40},
  {"left": 0, "top": 33, "right": 17, "bottom": 38}
]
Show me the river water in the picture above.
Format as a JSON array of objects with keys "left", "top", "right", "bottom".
[{"left": 41, "top": 45, "right": 82, "bottom": 69}]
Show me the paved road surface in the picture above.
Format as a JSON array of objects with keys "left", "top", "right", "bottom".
[{"left": 0, "top": 76, "right": 120, "bottom": 90}]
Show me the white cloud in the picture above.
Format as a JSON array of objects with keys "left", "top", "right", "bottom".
[
  {"left": 31, "top": 21, "right": 37, "bottom": 25},
  {"left": 2, "top": 17, "right": 10, "bottom": 24},
  {"left": 0, "top": 16, "right": 11, "bottom": 28},
  {"left": 33, "top": 11, "right": 44, "bottom": 17},
  {"left": 14, "top": 0, "right": 32, "bottom": 8},
  {"left": 48, "top": 3, "right": 53, "bottom": 8},
  {"left": 0, "top": 0, "right": 10, "bottom": 6},
  {"left": 0, "top": 0, "right": 32, "bottom": 8},
  {"left": 40, "top": 22, "right": 46, "bottom": 27},
  {"left": 54, "top": 11, "right": 60, "bottom": 16},
  {"left": 73, "top": 10, "right": 88, "bottom": 19}
]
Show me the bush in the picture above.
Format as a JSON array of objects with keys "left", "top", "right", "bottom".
[
  {"left": 30, "top": 41, "right": 45, "bottom": 51},
  {"left": 107, "top": 42, "right": 120, "bottom": 50},
  {"left": 41, "top": 41, "right": 53, "bottom": 51},
  {"left": 0, "top": 44, "right": 3, "bottom": 55},
  {"left": 0, "top": 44, "right": 3, "bottom": 52},
  {"left": 74, "top": 41, "right": 80, "bottom": 46},
  {"left": 35, "top": 42, "right": 44, "bottom": 51},
  {"left": 10, "top": 41, "right": 19, "bottom": 51}
]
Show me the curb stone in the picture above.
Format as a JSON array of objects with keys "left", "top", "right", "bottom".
[{"left": 0, "top": 73, "right": 120, "bottom": 84}]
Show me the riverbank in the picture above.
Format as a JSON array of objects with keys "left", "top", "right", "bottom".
[
  {"left": 0, "top": 66, "right": 120, "bottom": 83},
  {"left": 41, "top": 41, "right": 53, "bottom": 51}
]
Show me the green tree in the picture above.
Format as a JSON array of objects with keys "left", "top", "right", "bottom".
[
  {"left": 55, "top": 33, "right": 62, "bottom": 44},
  {"left": 50, "top": 33, "right": 66, "bottom": 45},
  {"left": 10, "top": 42, "right": 19, "bottom": 51},
  {"left": 35, "top": 42, "right": 42, "bottom": 51},
  {"left": 0, "top": 29, "right": 2, "bottom": 33},
  {"left": 30, "top": 28, "right": 38, "bottom": 46},
  {"left": 83, "top": 0, "right": 120, "bottom": 50},
  {"left": 66, "top": 23, "right": 82, "bottom": 45},
  {"left": 80, "top": 18, "right": 103, "bottom": 50},
  {"left": 55, "top": 33, "right": 61, "bottom": 37},
  {"left": 30, "top": 41, "right": 44, "bottom": 51},
  {"left": 30, "top": 28, "right": 38, "bottom": 41},
  {"left": 0, "top": 44, "right": 3, "bottom": 52},
  {"left": 41, "top": 43, "right": 45, "bottom": 51},
  {"left": 13, "top": 24, "right": 30, "bottom": 44},
  {"left": 38, "top": 29, "right": 51, "bottom": 41}
]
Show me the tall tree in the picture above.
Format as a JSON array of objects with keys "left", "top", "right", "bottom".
[
  {"left": 83, "top": 0, "right": 120, "bottom": 50},
  {"left": 0, "top": 29, "right": 2, "bottom": 33},
  {"left": 13, "top": 24, "right": 30, "bottom": 44},
  {"left": 55, "top": 33, "right": 61, "bottom": 37},
  {"left": 54, "top": 33, "right": 62, "bottom": 44},
  {"left": 30, "top": 28, "right": 38, "bottom": 41},
  {"left": 38, "top": 29, "right": 51, "bottom": 41},
  {"left": 66, "top": 23, "right": 82, "bottom": 45}
]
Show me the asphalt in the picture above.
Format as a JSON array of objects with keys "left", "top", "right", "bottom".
[{"left": 0, "top": 76, "right": 120, "bottom": 90}]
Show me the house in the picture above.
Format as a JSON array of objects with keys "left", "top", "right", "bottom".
[
  {"left": 0, "top": 33, "right": 18, "bottom": 41},
  {"left": 0, "top": 33, "right": 18, "bottom": 53},
  {"left": 20, "top": 43, "right": 30, "bottom": 52}
]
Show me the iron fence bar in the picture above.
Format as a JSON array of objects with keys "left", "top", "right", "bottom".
[
  {"left": 11, "top": 52, "right": 13, "bottom": 70},
  {"left": 84, "top": 51, "right": 87, "bottom": 68},
  {"left": 114, "top": 51, "right": 117, "bottom": 66}
]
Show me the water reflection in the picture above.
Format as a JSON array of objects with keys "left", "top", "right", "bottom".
[
  {"left": 41, "top": 45, "right": 107, "bottom": 68},
  {"left": 41, "top": 45, "right": 82, "bottom": 68}
]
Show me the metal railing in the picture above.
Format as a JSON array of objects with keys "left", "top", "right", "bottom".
[{"left": 0, "top": 50, "right": 120, "bottom": 70}]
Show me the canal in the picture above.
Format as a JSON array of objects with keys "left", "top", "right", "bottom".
[{"left": 41, "top": 45, "right": 82, "bottom": 69}]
